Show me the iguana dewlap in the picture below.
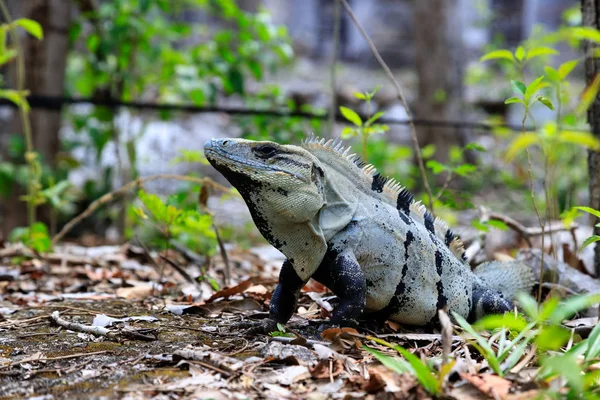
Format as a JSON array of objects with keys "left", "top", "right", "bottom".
[{"left": 204, "top": 136, "right": 534, "bottom": 328}]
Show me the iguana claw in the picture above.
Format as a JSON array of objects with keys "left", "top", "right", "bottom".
[{"left": 237, "top": 318, "right": 278, "bottom": 336}]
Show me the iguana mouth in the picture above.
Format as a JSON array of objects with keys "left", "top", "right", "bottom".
[{"left": 204, "top": 145, "right": 306, "bottom": 181}]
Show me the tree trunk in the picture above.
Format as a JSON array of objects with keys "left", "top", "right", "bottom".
[
  {"left": 0, "top": 0, "right": 71, "bottom": 236},
  {"left": 582, "top": 0, "right": 600, "bottom": 276},
  {"left": 414, "top": 0, "right": 465, "bottom": 170}
]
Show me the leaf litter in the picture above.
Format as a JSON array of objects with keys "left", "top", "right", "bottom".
[{"left": 0, "top": 225, "right": 598, "bottom": 399}]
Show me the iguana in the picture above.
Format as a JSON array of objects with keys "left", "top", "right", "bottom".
[{"left": 204, "top": 135, "right": 534, "bottom": 330}]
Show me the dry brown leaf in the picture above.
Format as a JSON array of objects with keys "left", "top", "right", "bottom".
[
  {"left": 461, "top": 373, "right": 512, "bottom": 399},
  {"left": 207, "top": 279, "right": 253, "bottom": 302},
  {"left": 385, "top": 320, "right": 401, "bottom": 331},
  {"left": 309, "top": 359, "right": 344, "bottom": 379},
  {"left": 321, "top": 327, "right": 362, "bottom": 353},
  {"left": 115, "top": 285, "right": 153, "bottom": 300}
]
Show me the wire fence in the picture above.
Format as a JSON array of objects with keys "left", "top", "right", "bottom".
[{"left": 0, "top": 94, "right": 568, "bottom": 133}]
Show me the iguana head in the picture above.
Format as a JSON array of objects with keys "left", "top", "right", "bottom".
[{"left": 204, "top": 138, "right": 326, "bottom": 223}]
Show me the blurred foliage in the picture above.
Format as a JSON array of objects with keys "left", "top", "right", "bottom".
[{"left": 132, "top": 188, "right": 217, "bottom": 255}]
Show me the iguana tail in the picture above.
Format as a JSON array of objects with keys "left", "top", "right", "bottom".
[{"left": 473, "top": 261, "right": 536, "bottom": 302}]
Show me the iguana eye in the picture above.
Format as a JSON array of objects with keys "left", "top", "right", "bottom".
[{"left": 253, "top": 144, "right": 277, "bottom": 159}]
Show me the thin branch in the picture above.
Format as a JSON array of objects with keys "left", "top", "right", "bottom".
[
  {"left": 340, "top": 0, "right": 434, "bottom": 212},
  {"left": 50, "top": 311, "right": 156, "bottom": 341},
  {"left": 52, "top": 174, "right": 231, "bottom": 245},
  {"left": 329, "top": 0, "right": 341, "bottom": 136},
  {"left": 481, "top": 209, "right": 576, "bottom": 247}
]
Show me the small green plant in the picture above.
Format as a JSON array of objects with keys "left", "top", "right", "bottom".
[
  {"left": 364, "top": 336, "right": 454, "bottom": 396},
  {"left": 9, "top": 222, "right": 51, "bottom": 253},
  {"left": 268, "top": 323, "right": 295, "bottom": 338},
  {"left": 339, "top": 86, "right": 389, "bottom": 162},
  {"left": 456, "top": 293, "right": 600, "bottom": 396},
  {"left": 0, "top": 12, "right": 46, "bottom": 239},
  {"left": 133, "top": 189, "right": 217, "bottom": 256},
  {"left": 574, "top": 206, "right": 600, "bottom": 249}
]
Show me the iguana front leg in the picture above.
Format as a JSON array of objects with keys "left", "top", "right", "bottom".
[
  {"left": 269, "top": 259, "right": 306, "bottom": 325},
  {"left": 313, "top": 248, "right": 366, "bottom": 327},
  {"left": 244, "top": 259, "right": 305, "bottom": 334}
]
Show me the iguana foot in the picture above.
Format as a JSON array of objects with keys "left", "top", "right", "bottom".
[{"left": 237, "top": 318, "right": 279, "bottom": 336}]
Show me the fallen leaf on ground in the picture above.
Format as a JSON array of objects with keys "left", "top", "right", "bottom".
[
  {"left": 309, "top": 358, "right": 344, "bottom": 379},
  {"left": 207, "top": 279, "right": 253, "bottom": 301},
  {"left": 116, "top": 285, "right": 153, "bottom": 300},
  {"left": 461, "top": 373, "right": 512, "bottom": 398}
]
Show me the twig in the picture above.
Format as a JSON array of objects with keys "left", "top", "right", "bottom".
[
  {"left": 269, "top": 336, "right": 330, "bottom": 346},
  {"left": 159, "top": 254, "right": 199, "bottom": 286},
  {"left": 340, "top": 0, "right": 434, "bottom": 212},
  {"left": 434, "top": 171, "right": 453, "bottom": 203},
  {"left": 329, "top": 0, "right": 341, "bottom": 136},
  {"left": 480, "top": 209, "right": 576, "bottom": 247},
  {"left": 213, "top": 223, "right": 231, "bottom": 286},
  {"left": 438, "top": 309, "right": 453, "bottom": 366},
  {"left": 134, "top": 237, "right": 166, "bottom": 295},
  {"left": 52, "top": 174, "right": 230, "bottom": 245},
  {"left": 50, "top": 311, "right": 156, "bottom": 341},
  {"left": 0, "top": 350, "right": 110, "bottom": 370}
]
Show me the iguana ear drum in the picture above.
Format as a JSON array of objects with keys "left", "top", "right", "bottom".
[{"left": 311, "top": 164, "right": 325, "bottom": 195}]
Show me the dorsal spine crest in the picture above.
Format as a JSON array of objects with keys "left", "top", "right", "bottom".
[{"left": 302, "top": 134, "right": 466, "bottom": 263}]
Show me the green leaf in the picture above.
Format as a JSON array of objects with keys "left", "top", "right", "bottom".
[
  {"left": 525, "top": 46, "right": 559, "bottom": 60},
  {"left": 559, "top": 132, "right": 600, "bottom": 150},
  {"left": 454, "top": 163, "right": 477, "bottom": 177},
  {"left": 480, "top": 49, "right": 515, "bottom": 63},
  {"left": 363, "top": 346, "right": 412, "bottom": 374},
  {"left": 365, "top": 111, "right": 385, "bottom": 127},
  {"left": 515, "top": 46, "right": 525, "bottom": 61},
  {"left": 453, "top": 313, "right": 502, "bottom": 375},
  {"left": 550, "top": 293, "right": 600, "bottom": 323},
  {"left": 536, "top": 96, "right": 555, "bottom": 110},
  {"left": 426, "top": 160, "right": 447, "bottom": 174},
  {"left": 569, "top": 26, "right": 600, "bottom": 44},
  {"left": 574, "top": 206, "right": 600, "bottom": 220},
  {"left": 558, "top": 60, "right": 579, "bottom": 80},
  {"left": 465, "top": 143, "right": 486, "bottom": 152},
  {"left": 171, "top": 150, "right": 209, "bottom": 165},
  {"left": 505, "top": 133, "right": 540, "bottom": 161},
  {"left": 189, "top": 89, "right": 205, "bottom": 106},
  {"left": 487, "top": 220, "right": 509, "bottom": 230},
  {"left": 12, "top": 18, "right": 43, "bottom": 40},
  {"left": 536, "top": 325, "right": 570, "bottom": 351},
  {"left": 473, "top": 313, "right": 528, "bottom": 332},
  {"left": 585, "top": 320, "right": 600, "bottom": 361},
  {"left": 353, "top": 92, "right": 366, "bottom": 100},
  {"left": 514, "top": 46, "right": 526, "bottom": 62},
  {"left": 525, "top": 76, "right": 547, "bottom": 102},
  {"left": 0, "top": 89, "right": 30, "bottom": 112},
  {"left": 505, "top": 97, "right": 524, "bottom": 105},
  {"left": 421, "top": 144, "right": 436, "bottom": 159},
  {"left": 582, "top": 236, "right": 600, "bottom": 249},
  {"left": 339, "top": 106, "right": 362, "bottom": 127},
  {"left": 340, "top": 126, "right": 357, "bottom": 138},
  {"left": 516, "top": 292, "right": 539, "bottom": 320},
  {"left": 576, "top": 74, "right": 600, "bottom": 116},
  {"left": 365, "top": 339, "right": 440, "bottom": 395},
  {"left": 544, "top": 66, "right": 560, "bottom": 82},
  {"left": 542, "top": 354, "right": 584, "bottom": 393},
  {"left": 511, "top": 80, "right": 527, "bottom": 95},
  {"left": 471, "top": 220, "right": 490, "bottom": 232}
]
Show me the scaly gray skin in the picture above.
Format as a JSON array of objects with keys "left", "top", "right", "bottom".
[{"left": 204, "top": 136, "right": 535, "bottom": 330}]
